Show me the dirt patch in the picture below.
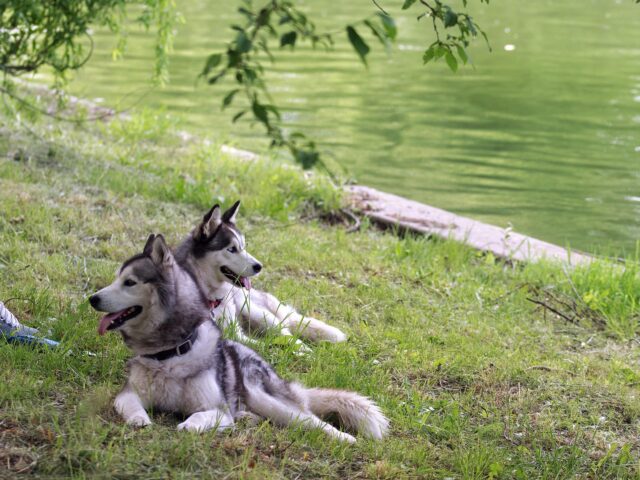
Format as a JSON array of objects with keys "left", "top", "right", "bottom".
[
  {"left": 0, "top": 419, "right": 50, "bottom": 475},
  {"left": 0, "top": 446, "right": 38, "bottom": 475}
]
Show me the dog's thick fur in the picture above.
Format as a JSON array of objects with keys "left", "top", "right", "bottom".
[
  {"left": 174, "top": 201, "right": 347, "bottom": 348},
  {"left": 90, "top": 234, "right": 388, "bottom": 442}
]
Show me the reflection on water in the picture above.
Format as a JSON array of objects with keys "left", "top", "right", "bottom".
[{"left": 52, "top": 0, "right": 640, "bottom": 254}]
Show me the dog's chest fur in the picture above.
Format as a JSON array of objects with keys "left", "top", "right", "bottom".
[{"left": 127, "top": 322, "right": 225, "bottom": 414}]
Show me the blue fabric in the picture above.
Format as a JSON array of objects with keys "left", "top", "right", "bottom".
[
  {"left": 0, "top": 301, "right": 59, "bottom": 348},
  {"left": 0, "top": 320, "right": 39, "bottom": 337},
  {"left": 4, "top": 334, "right": 60, "bottom": 348}
]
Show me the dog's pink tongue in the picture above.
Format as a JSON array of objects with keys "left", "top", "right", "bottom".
[
  {"left": 241, "top": 277, "right": 251, "bottom": 290},
  {"left": 98, "top": 312, "right": 120, "bottom": 336}
]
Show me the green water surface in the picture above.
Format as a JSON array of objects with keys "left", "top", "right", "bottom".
[{"left": 49, "top": 0, "right": 640, "bottom": 254}]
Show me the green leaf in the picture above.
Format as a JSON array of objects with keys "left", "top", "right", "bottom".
[
  {"left": 456, "top": 45, "right": 468, "bottom": 64},
  {"left": 480, "top": 30, "right": 492, "bottom": 51},
  {"left": 377, "top": 13, "right": 397, "bottom": 40},
  {"left": 364, "top": 19, "right": 390, "bottom": 49},
  {"left": 445, "top": 51, "right": 458, "bottom": 72},
  {"left": 243, "top": 67, "right": 257, "bottom": 84},
  {"left": 237, "top": 7, "right": 253, "bottom": 20},
  {"left": 293, "top": 148, "right": 320, "bottom": 169},
  {"left": 252, "top": 101, "right": 269, "bottom": 125},
  {"left": 232, "top": 110, "right": 247, "bottom": 123},
  {"left": 264, "top": 104, "right": 281, "bottom": 120},
  {"left": 269, "top": 336, "right": 294, "bottom": 346},
  {"left": 280, "top": 31, "right": 297, "bottom": 48},
  {"left": 346, "top": 26, "right": 370, "bottom": 66},
  {"left": 222, "top": 89, "right": 240, "bottom": 110},
  {"left": 207, "top": 71, "right": 225, "bottom": 85},
  {"left": 444, "top": 8, "right": 458, "bottom": 28},
  {"left": 256, "top": 8, "right": 271, "bottom": 27},
  {"left": 423, "top": 45, "right": 436, "bottom": 64},
  {"left": 236, "top": 31, "right": 252, "bottom": 53},
  {"left": 402, "top": 0, "right": 417, "bottom": 10},
  {"left": 201, "top": 53, "right": 222, "bottom": 76},
  {"left": 465, "top": 17, "right": 477, "bottom": 36},
  {"left": 434, "top": 44, "right": 447, "bottom": 60}
]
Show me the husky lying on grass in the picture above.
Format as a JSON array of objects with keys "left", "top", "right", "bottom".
[
  {"left": 89, "top": 234, "right": 388, "bottom": 442},
  {"left": 174, "top": 201, "right": 347, "bottom": 348}
]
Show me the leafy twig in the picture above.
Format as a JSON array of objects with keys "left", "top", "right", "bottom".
[{"left": 202, "top": 0, "right": 490, "bottom": 170}]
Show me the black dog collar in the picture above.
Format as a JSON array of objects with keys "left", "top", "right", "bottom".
[{"left": 142, "top": 328, "right": 199, "bottom": 361}]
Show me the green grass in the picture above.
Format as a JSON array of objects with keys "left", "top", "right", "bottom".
[{"left": 2, "top": 102, "right": 640, "bottom": 478}]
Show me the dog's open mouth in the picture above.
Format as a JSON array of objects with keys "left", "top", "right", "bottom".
[
  {"left": 98, "top": 306, "right": 142, "bottom": 335},
  {"left": 220, "top": 266, "right": 251, "bottom": 289}
]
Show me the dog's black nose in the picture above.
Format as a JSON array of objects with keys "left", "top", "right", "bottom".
[
  {"left": 253, "top": 263, "right": 262, "bottom": 274},
  {"left": 89, "top": 294, "right": 101, "bottom": 309}
]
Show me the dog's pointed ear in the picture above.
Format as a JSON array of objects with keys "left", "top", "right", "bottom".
[
  {"left": 194, "top": 204, "right": 222, "bottom": 242},
  {"left": 143, "top": 234, "right": 156, "bottom": 256},
  {"left": 222, "top": 200, "right": 241, "bottom": 224},
  {"left": 148, "top": 234, "right": 173, "bottom": 267}
]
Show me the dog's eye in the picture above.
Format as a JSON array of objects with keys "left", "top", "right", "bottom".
[
  {"left": 123, "top": 279, "right": 137, "bottom": 287},
  {"left": 227, "top": 246, "right": 238, "bottom": 254}
]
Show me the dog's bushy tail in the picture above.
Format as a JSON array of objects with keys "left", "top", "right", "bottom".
[
  {"left": 268, "top": 297, "right": 347, "bottom": 343},
  {"left": 305, "top": 388, "right": 389, "bottom": 440}
]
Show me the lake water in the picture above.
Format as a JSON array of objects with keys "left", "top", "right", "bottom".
[{"left": 55, "top": 0, "right": 640, "bottom": 254}]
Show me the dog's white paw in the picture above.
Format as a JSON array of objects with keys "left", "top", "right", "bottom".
[
  {"left": 336, "top": 431, "right": 357, "bottom": 444},
  {"left": 177, "top": 411, "right": 233, "bottom": 433},
  {"left": 127, "top": 414, "right": 151, "bottom": 428},
  {"left": 331, "top": 330, "right": 348, "bottom": 343},
  {"left": 177, "top": 418, "right": 205, "bottom": 433}
]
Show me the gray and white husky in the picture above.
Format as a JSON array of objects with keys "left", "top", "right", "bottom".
[
  {"left": 174, "top": 201, "right": 347, "bottom": 348},
  {"left": 89, "top": 234, "right": 388, "bottom": 442}
]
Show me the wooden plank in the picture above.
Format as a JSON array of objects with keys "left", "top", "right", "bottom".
[
  {"left": 346, "top": 185, "right": 593, "bottom": 265},
  {"left": 221, "top": 145, "right": 259, "bottom": 161}
]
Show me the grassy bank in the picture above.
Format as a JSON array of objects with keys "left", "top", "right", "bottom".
[{"left": 1, "top": 100, "right": 640, "bottom": 479}]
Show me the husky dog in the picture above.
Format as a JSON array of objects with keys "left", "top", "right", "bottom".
[
  {"left": 174, "top": 201, "right": 347, "bottom": 348},
  {"left": 89, "top": 234, "right": 388, "bottom": 442}
]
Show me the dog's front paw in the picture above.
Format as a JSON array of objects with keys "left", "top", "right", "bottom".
[{"left": 127, "top": 414, "right": 151, "bottom": 428}]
